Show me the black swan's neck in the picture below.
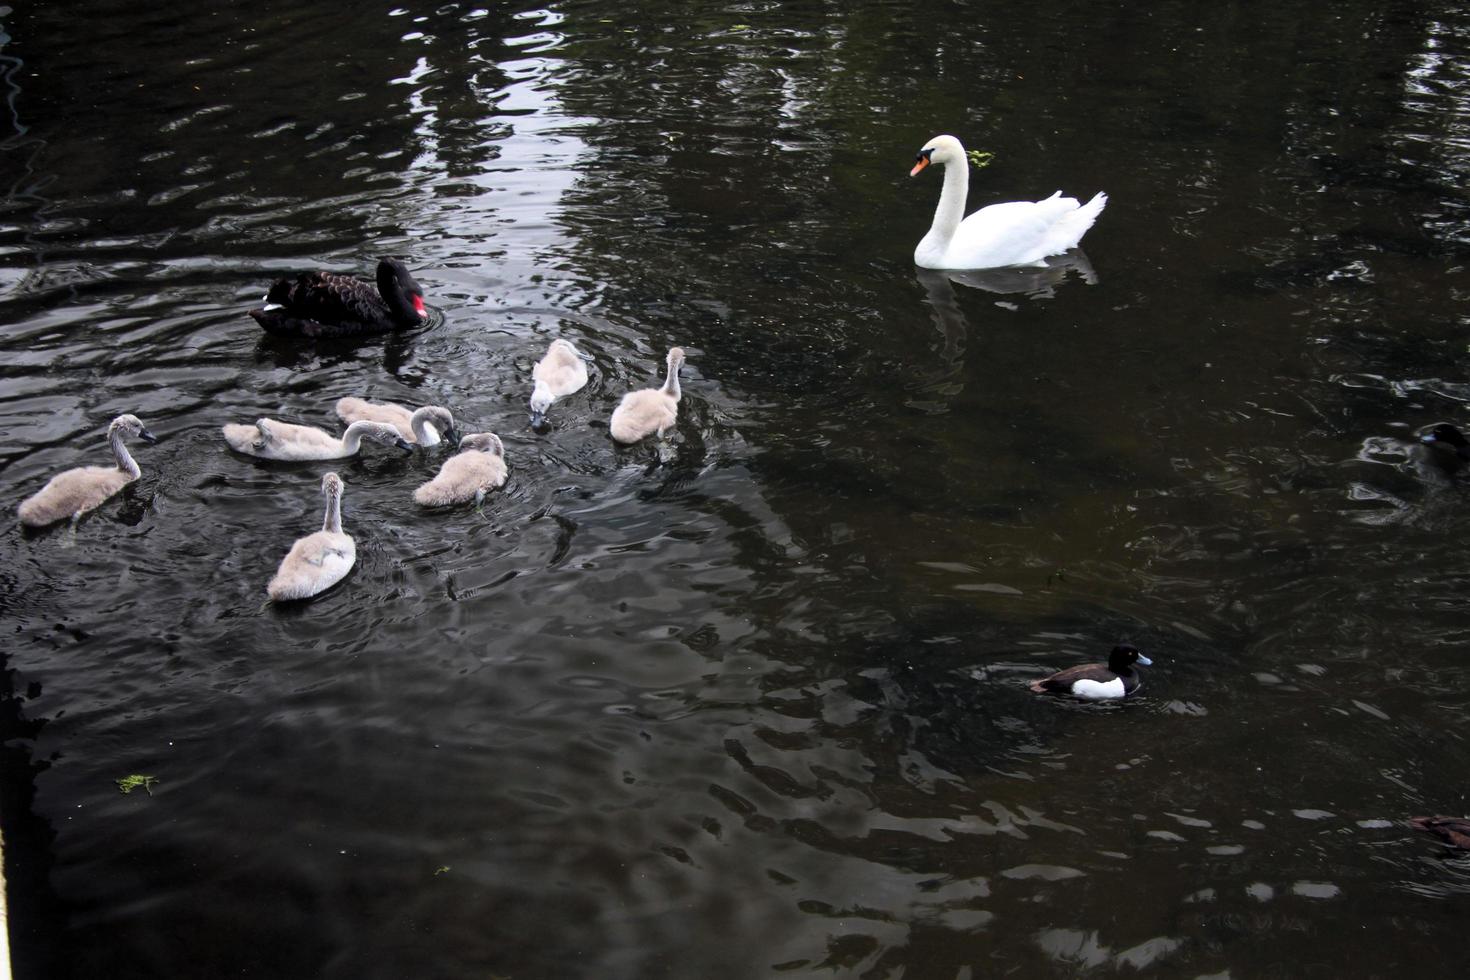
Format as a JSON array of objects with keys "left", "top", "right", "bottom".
[{"left": 376, "top": 260, "right": 422, "bottom": 326}]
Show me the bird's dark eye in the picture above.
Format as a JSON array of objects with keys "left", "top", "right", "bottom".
[{"left": 916, "top": 148, "right": 934, "bottom": 163}]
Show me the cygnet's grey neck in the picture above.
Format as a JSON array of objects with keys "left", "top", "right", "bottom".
[
  {"left": 410, "top": 407, "right": 447, "bottom": 444},
  {"left": 662, "top": 360, "right": 682, "bottom": 400},
  {"left": 340, "top": 421, "right": 384, "bottom": 453},
  {"left": 322, "top": 487, "right": 343, "bottom": 533},
  {"left": 111, "top": 425, "right": 141, "bottom": 480}
]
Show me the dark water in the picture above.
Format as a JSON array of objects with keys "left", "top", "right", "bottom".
[{"left": 5, "top": 0, "right": 1470, "bottom": 976}]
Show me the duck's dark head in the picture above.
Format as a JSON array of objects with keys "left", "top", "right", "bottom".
[
  {"left": 377, "top": 256, "right": 428, "bottom": 326},
  {"left": 1420, "top": 423, "right": 1470, "bottom": 461},
  {"left": 1107, "top": 644, "right": 1152, "bottom": 672}
]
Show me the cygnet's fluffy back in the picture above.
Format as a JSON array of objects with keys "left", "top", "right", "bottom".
[{"left": 414, "top": 433, "right": 507, "bottom": 507}]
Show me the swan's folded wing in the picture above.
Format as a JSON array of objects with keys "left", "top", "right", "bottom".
[
  {"left": 336, "top": 397, "right": 411, "bottom": 430},
  {"left": 952, "top": 196, "right": 1096, "bottom": 268},
  {"left": 313, "top": 541, "right": 356, "bottom": 588},
  {"left": 1044, "top": 192, "right": 1107, "bottom": 256},
  {"left": 273, "top": 531, "right": 355, "bottom": 596},
  {"left": 280, "top": 271, "right": 388, "bottom": 324},
  {"left": 262, "top": 419, "right": 344, "bottom": 453}
]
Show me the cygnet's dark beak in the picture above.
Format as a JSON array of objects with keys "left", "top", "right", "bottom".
[
  {"left": 396, "top": 437, "right": 415, "bottom": 453},
  {"left": 1136, "top": 654, "right": 1154, "bottom": 666},
  {"left": 529, "top": 409, "right": 547, "bottom": 429},
  {"left": 139, "top": 428, "right": 158, "bottom": 444},
  {"left": 445, "top": 426, "right": 462, "bottom": 449},
  {"left": 576, "top": 349, "right": 594, "bottom": 362}
]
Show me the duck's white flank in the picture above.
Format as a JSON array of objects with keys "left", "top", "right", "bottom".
[
  {"left": 17, "top": 414, "right": 156, "bottom": 527},
  {"left": 1069, "top": 677, "right": 1126, "bottom": 700},
  {"left": 609, "top": 347, "right": 685, "bottom": 444},
  {"left": 266, "top": 472, "right": 355, "bottom": 601}
]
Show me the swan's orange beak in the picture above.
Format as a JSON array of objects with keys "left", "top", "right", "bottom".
[{"left": 909, "top": 156, "right": 930, "bottom": 177}]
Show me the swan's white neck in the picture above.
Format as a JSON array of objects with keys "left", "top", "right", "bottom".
[
  {"left": 409, "top": 408, "right": 442, "bottom": 446},
  {"left": 530, "top": 380, "right": 555, "bottom": 418},
  {"left": 340, "top": 421, "right": 374, "bottom": 453},
  {"left": 923, "top": 156, "right": 969, "bottom": 254},
  {"left": 110, "top": 426, "right": 141, "bottom": 480},
  {"left": 662, "top": 361, "right": 682, "bottom": 401},
  {"left": 322, "top": 489, "right": 342, "bottom": 533}
]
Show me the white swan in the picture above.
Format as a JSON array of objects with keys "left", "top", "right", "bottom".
[
  {"left": 529, "top": 339, "right": 592, "bottom": 427},
  {"left": 222, "top": 417, "right": 412, "bottom": 460},
  {"left": 334, "top": 397, "right": 457, "bottom": 447},
  {"left": 610, "top": 347, "right": 684, "bottom": 444},
  {"left": 413, "top": 433, "right": 507, "bottom": 507},
  {"left": 17, "top": 414, "right": 157, "bottom": 527},
  {"left": 910, "top": 134, "right": 1107, "bottom": 270},
  {"left": 267, "top": 472, "right": 355, "bottom": 601}
]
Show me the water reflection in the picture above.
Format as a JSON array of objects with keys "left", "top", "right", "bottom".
[
  {"left": 250, "top": 308, "right": 443, "bottom": 377},
  {"left": 910, "top": 251, "right": 1099, "bottom": 412},
  {"left": 909, "top": 268, "right": 971, "bottom": 413},
  {"left": 935, "top": 249, "right": 1098, "bottom": 300}
]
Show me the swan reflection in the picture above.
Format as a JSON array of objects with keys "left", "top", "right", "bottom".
[
  {"left": 936, "top": 248, "right": 1098, "bottom": 299},
  {"left": 909, "top": 252, "right": 1099, "bottom": 414}
]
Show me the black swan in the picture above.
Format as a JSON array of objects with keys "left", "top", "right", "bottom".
[{"left": 249, "top": 257, "right": 428, "bottom": 338}]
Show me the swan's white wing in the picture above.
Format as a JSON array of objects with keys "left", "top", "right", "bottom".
[
  {"left": 949, "top": 196, "right": 1081, "bottom": 269},
  {"left": 308, "top": 534, "right": 356, "bottom": 590},
  {"left": 270, "top": 531, "right": 356, "bottom": 599}
]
